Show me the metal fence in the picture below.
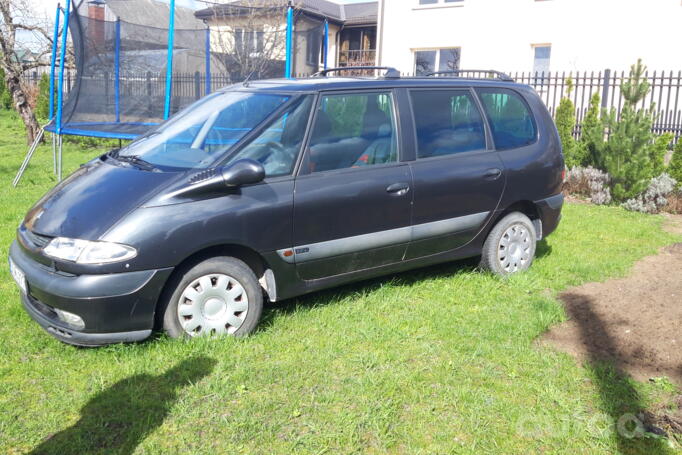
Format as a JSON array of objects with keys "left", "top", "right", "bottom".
[
  {"left": 21, "top": 68, "right": 682, "bottom": 143},
  {"left": 510, "top": 69, "right": 682, "bottom": 142}
]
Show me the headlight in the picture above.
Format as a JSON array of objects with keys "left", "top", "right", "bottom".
[{"left": 43, "top": 237, "right": 137, "bottom": 264}]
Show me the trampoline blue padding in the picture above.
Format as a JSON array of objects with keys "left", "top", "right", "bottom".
[{"left": 45, "top": 122, "right": 160, "bottom": 140}]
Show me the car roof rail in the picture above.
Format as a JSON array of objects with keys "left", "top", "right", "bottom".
[
  {"left": 313, "top": 66, "right": 401, "bottom": 79},
  {"left": 425, "top": 69, "right": 514, "bottom": 82}
]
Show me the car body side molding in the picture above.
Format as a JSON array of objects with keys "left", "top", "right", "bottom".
[{"left": 277, "top": 211, "right": 489, "bottom": 264}]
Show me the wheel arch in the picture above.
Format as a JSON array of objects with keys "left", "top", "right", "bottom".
[
  {"left": 481, "top": 200, "right": 541, "bottom": 242},
  {"left": 153, "top": 243, "right": 273, "bottom": 329},
  {"left": 499, "top": 200, "right": 540, "bottom": 221}
]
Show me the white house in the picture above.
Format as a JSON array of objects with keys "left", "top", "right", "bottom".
[{"left": 376, "top": 0, "right": 682, "bottom": 74}]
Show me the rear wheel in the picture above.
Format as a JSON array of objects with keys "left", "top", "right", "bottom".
[
  {"left": 162, "top": 257, "right": 263, "bottom": 338},
  {"left": 480, "top": 212, "right": 536, "bottom": 276}
]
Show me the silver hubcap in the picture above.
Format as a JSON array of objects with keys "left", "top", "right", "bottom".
[
  {"left": 497, "top": 223, "right": 531, "bottom": 273},
  {"left": 177, "top": 274, "right": 248, "bottom": 336}
]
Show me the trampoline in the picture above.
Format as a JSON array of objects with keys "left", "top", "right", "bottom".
[{"left": 14, "top": 0, "right": 330, "bottom": 186}]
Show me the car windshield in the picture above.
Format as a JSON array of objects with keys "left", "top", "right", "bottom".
[{"left": 116, "top": 91, "right": 291, "bottom": 170}]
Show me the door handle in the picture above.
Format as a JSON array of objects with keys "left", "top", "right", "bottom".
[
  {"left": 386, "top": 182, "right": 410, "bottom": 196},
  {"left": 483, "top": 168, "right": 502, "bottom": 180}
]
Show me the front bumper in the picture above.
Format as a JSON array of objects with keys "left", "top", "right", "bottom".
[{"left": 9, "top": 241, "right": 173, "bottom": 346}]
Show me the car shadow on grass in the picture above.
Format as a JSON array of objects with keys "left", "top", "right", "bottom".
[
  {"left": 563, "top": 294, "right": 676, "bottom": 454},
  {"left": 28, "top": 356, "right": 216, "bottom": 455},
  {"left": 261, "top": 239, "right": 552, "bottom": 330}
]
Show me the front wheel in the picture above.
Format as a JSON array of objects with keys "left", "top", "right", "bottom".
[
  {"left": 480, "top": 212, "right": 537, "bottom": 276},
  {"left": 162, "top": 257, "right": 263, "bottom": 339}
]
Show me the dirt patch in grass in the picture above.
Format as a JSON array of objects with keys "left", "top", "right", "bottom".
[
  {"left": 542, "top": 242, "right": 682, "bottom": 385},
  {"left": 542, "top": 214, "right": 682, "bottom": 384},
  {"left": 541, "top": 214, "right": 682, "bottom": 436}
]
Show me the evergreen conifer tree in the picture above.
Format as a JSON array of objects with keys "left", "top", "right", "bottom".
[
  {"left": 602, "top": 60, "right": 658, "bottom": 201},
  {"left": 555, "top": 78, "right": 583, "bottom": 167},
  {"left": 578, "top": 92, "right": 604, "bottom": 168}
]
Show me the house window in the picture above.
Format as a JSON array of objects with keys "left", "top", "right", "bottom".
[
  {"left": 532, "top": 45, "right": 551, "bottom": 75},
  {"left": 306, "top": 28, "right": 323, "bottom": 67},
  {"left": 414, "top": 48, "right": 461, "bottom": 76},
  {"left": 234, "top": 28, "right": 264, "bottom": 55}
]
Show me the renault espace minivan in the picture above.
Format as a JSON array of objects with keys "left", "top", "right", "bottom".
[{"left": 9, "top": 69, "right": 564, "bottom": 346}]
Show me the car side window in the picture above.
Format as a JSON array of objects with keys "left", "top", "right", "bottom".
[
  {"left": 410, "top": 90, "right": 486, "bottom": 159},
  {"left": 224, "top": 96, "right": 313, "bottom": 177},
  {"left": 307, "top": 92, "right": 398, "bottom": 173},
  {"left": 476, "top": 88, "right": 537, "bottom": 150}
]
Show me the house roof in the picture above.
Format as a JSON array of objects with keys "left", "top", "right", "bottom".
[
  {"left": 194, "top": 0, "right": 377, "bottom": 26},
  {"left": 80, "top": 0, "right": 205, "bottom": 29},
  {"left": 342, "top": 2, "right": 377, "bottom": 25}
]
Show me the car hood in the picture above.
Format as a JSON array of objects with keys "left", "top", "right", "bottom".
[{"left": 24, "top": 159, "right": 180, "bottom": 240}]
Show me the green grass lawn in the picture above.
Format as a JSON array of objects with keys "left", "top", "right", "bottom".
[{"left": 0, "top": 110, "right": 680, "bottom": 454}]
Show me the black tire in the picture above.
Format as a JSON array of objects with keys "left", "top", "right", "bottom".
[
  {"left": 162, "top": 257, "right": 263, "bottom": 339},
  {"left": 480, "top": 212, "right": 537, "bottom": 276}
]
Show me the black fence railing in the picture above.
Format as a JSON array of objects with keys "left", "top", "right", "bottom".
[
  {"left": 510, "top": 70, "right": 682, "bottom": 143},
  {"left": 20, "top": 69, "right": 682, "bottom": 144}
]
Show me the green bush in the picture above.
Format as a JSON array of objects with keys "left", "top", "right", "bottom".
[
  {"left": 578, "top": 93, "right": 603, "bottom": 168},
  {"left": 669, "top": 140, "right": 682, "bottom": 187},
  {"left": 35, "top": 73, "right": 50, "bottom": 122},
  {"left": 555, "top": 78, "right": 584, "bottom": 167},
  {"left": 0, "top": 67, "right": 12, "bottom": 110},
  {"left": 651, "top": 132, "right": 673, "bottom": 177}
]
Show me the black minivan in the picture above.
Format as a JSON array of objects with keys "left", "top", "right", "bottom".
[{"left": 9, "top": 69, "right": 564, "bottom": 346}]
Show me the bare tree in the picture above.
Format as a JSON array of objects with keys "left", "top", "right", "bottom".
[
  {"left": 208, "top": 1, "right": 289, "bottom": 81},
  {"left": 0, "top": 0, "right": 52, "bottom": 144}
]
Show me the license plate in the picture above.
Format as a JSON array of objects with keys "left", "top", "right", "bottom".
[{"left": 9, "top": 258, "right": 27, "bottom": 294}]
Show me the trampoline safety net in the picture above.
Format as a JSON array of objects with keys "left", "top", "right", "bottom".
[{"left": 45, "top": 4, "right": 330, "bottom": 140}]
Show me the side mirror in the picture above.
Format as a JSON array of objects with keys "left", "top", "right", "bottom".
[
  {"left": 221, "top": 159, "right": 265, "bottom": 187},
  {"left": 165, "top": 159, "right": 266, "bottom": 201}
]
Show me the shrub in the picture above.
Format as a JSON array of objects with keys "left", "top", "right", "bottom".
[
  {"left": 622, "top": 173, "right": 678, "bottom": 214},
  {"left": 35, "top": 73, "right": 50, "bottom": 122},
  {"left": 578, "top": 92, "right": 603, "bottom": 169},
  {"left": 564, "top": 166, "right": 612, "bottom": 205},
  {"left": 669, "top": 140, "right": 682, "bottom": 187},
  {"left": 0, "top": 67, "right": 12, "bottom": 110},
  {"left": 556, "top": 78, "right": 584, "bottom": 167},
  {"left": 651, "top": 132, "right": 673, "bottom": 178}
]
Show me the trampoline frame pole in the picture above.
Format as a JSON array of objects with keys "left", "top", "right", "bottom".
[
  {"left": 58, "top": 135, "right": 63, "bottom": 181},
  {"left": 48, "top": 3, "right": 61, "bottom": 122},
  {"left": 205, "top": 27, "right": 211, "bottom": 95},
  {"left": 285, "top": 5, "right": 293, "bottom": 78},
  {"left": 163, "top": 0, "right": 176, "bottom": 120},
  {"left": 114, "top": 17, "right": 121, "bottom": 123},
  {"left": 52, "top": 133, "right": 56, "bottom": 175},
  {"left": 56, "top": 0, "right": 70, "bottom": 137},
  {"left": 323, "top": 19, "right": 329, "bottom": 71},
  {"left": 55, "top": 0, "right": 71, "bottom": 182}
]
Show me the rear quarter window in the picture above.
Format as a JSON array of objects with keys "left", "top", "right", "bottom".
[{"left": 476, "top": 88, "right": 537, "bottom": 150}]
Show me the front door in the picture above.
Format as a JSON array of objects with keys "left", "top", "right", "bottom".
[
  {"left": 405, "top": 88, "right": 505, "bottom": 259},
  {"left": 290, "top": 91, "right": 413, "bottom": 280}
]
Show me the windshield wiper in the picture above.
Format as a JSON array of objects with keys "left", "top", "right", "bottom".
[{"left": 109, "top": 150, "right": 158, "bottom": 171}]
